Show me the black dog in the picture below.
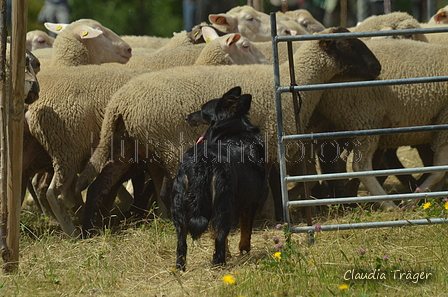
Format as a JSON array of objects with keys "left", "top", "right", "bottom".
[{"left": 171, "top": 86, "right": 268, "bottom": 270}]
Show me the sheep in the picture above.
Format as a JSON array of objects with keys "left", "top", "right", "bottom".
[
  {"left": 125, "top": 27, "right": 269, "bottom": 69},
  {"left": 278, "top": 9, "right": 326, "bottom": 33},
  {"left": 314, "top": 38, "right": 448, "bottom": 208},
  {"left": 26, "top": 30, "right": 54, "bottom": 51},
  {"left": 42, "top": 19, "right": 132, "bottom": 68},
  {"left": 351, "top": 12, "right": 428, "bottom": 42},
  {"left": 157, "top": 14, "right": 306, "bottom": 53},
  {"left": 209, "top": 5, "right": 306, "bottom": 42},
  {"left": 25, "top": 28, "right": 271, "bottom": 237},
  {"left": 74, "top": 27, "right": 382, "bottom": 231}
]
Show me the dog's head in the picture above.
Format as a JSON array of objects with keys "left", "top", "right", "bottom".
[{"left": 185, "top": 86, "right": 252, "bottom": 127}]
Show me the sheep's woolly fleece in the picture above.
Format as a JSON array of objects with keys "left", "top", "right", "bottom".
[
  {"left": 77, "top": 32, "right": 380, "bottom": 191},
  {"left": 27, "top": 65, "right": 148, "bottom": 189},
  {"left": 318, "top": 38, "right": 448, "bottom": 151},
  {"left": 352, "top": 12, "right": 428, "bottom": 42}
]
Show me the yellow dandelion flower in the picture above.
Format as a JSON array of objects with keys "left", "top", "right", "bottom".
[
  {"left": 444, "top": 201, "right": 448, "bottom": 210},
  {"left": 273, "top": 252, "right": 282, "bottom": 260},
  {"left": 338, "top": 284, "right": 349, "bottom": 290},
  {"left": 309, "top": 260, "right": 314, "bottom": 265},
  {"left": 222, "top": 274, "right": 236, "bottom": 285},
  {"left": 423, "top": 202, "right": 431, "bottom": 209}
]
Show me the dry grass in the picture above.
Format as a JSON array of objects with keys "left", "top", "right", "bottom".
[
  {"left": 0, "top": 203, "right": 447, "bottom": 297},
  {"left": 1, "top": 146, "right": 447, "bottom": 296}
]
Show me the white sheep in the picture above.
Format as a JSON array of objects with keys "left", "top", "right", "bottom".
[
  {"left": 26, "top": 30, "right": 54, "bottom": 51},
  {"left": 208, "top": 5, "right": 305, "bottom": 42},
  {"left": 278, "top": 9, "right": 326, "bottom": 33},
  {"left": 352, "top": 12, "right": 428, "bottom": 42},
  {"left": 314, "top": 38, "right": 448, "bottom": 209},
  {"left": 125, "top": 27, "right": 268, "bottom": 69},
  {"left": 42, "top": 19, "right": 132, "bottom": 68},
  {"left": 75, "top": 28, "right": 382, "bottom": 229},
  {"left": 25, "top": 28, "right": 271, "bottom": 236}
]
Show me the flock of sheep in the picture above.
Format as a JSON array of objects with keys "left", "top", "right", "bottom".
[{"left": 20, "top": 5, "right": 448, "bottom": 238}]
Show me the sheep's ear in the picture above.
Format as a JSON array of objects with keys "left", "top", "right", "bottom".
[
  {"left": 222, "top": 33, "right": 241, "bottom": 48},
  {"left": 201, "top": 26, "right": 219, "bottom": 44},
  {"left": 74, "top": 25, "right": 104, "bottom": 39},
  {"left": 433, "top": 7, "right": 447, "bottom": 23},
  {"left": 318, "top": 39, "right": 334, "bottom": 48},
  {"left": 209, "top": 14, "right": 237, "bottom": 31},
  {"left": 44, "top": 22, "right": 69, "bottom": 34}
]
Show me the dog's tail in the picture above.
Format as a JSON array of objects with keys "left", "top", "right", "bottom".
[
  {"left": 187, "top": 171, "right": 214, "bottom": 239},
  {"left": 188, "top": 215, "right": 209, "bottom": 240},
  {"left": 172, "top": 165, "right": 210, "bottom": 240}
]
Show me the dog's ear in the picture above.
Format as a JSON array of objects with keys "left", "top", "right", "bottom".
[
  {"left": 218, "top": 86, "right": 242, "bottom": 112},
  {"left": 239, "top": 94, "right": 252, "bottom": 114},
  {"left": 223, "top": 86, "right": 242, "bottom": 98}
]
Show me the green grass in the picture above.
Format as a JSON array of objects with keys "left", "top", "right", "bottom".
[{"left": 0, "top": 201, "right": 448, "bottom": 296}]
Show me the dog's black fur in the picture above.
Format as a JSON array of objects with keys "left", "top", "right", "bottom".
[{"left": 171, "top": 86, "right": 268, "bottom": 270}]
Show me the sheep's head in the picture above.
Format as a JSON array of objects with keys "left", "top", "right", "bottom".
[
  {"left": 318, "top": 27, "right": 381, "bottom": 80},
  {"left": 26, "top": 30, "right": 54, "bottom": 51},
  {"left": 282, "top": 9, "right": 326, "bottom": 34},
  {"left": 24, "top": 50, "right": 40, "bottom": 104},
  {"left": 209, "top": 5, "right": 272, "bottom": 42},
  {"left": 46, "top": 19, "right": 132, "bottom": 65},
  {"left": 196, "top": 27, "right": 269, "bottom": 66}
]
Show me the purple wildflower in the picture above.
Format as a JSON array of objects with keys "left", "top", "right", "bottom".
[
  {"left": 358, "top": 248, "right": 366, "bottom": 255},
  {"left": 275, "top": 242, "right": 283, "bottom": 249},
  {"left": 315, "top": 224, "right": 322, "bottom": 232},
  {"left": 275, "top": 223, "right": 282, "bottom": 230},
  {"left": 273, "top": 236, "right": 280, "bottom": 244}
]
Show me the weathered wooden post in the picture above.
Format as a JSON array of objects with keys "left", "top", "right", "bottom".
[
  {"left": 0, "top": 0, "right": 10, "bottom": 270},
  {"left": 247, "top": 0, "right": 264, "bottom": 12},
  {"left": 5, "top": 0, "right": 26, "bottom": 272}
]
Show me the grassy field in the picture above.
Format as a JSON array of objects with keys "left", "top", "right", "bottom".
[{"left": 0, "top": 197, "right": 447, "bottom": 297}]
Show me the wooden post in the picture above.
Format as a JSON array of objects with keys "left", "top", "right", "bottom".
[
  {"left": 0, "top": 0, "right": 10, "bottom": 269},
  {"left": 248, "top": 0, "right": 264, "bottom": 12},
  {"left": 5, "top": 0, "right": 26, "bottom": 273}
]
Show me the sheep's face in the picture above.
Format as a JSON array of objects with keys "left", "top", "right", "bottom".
[
  {"left": 221, "top": 34, "right": 269, "bottom": 65},
  {"left": 209, "top": 6, "right": 272, "bottom": 42},
  {"left": 26, "top": 30, "right": 54, "bottom": 51},
  {"left": 320, "top": 27, "right": 382, "bottom": 80},
  {"left": 79, "top": 22, "right": 133, "bottom": 64},
  {"left": 48, "top": 19, "right": 132, "bottom": 65},
  {"left": 284, "top": 9, "right": 326, "bottom": 34},
  {"left": 24, "top": 51, "right": 40, "bottom": 104}
]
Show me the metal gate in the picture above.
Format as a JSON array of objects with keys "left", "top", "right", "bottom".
[{"left": 270, "top": 13, "right": 448, "bottom": 242}]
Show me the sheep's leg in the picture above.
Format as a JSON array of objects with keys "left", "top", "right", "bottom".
[
  {"left": 417, "top": 142, "right": 448, "bottom": 192},
  {"left": 46, "top": 175, "right": 78, "bottom": 237},
  {"left": 146, "top": 162, "right": 171, "bottom": 217},
  {"left": 351, "top": 137, "right": 398, "bottom": 211},
  {"left": 82, "top": 160, "right": 133, "bottom": 234},
  {"left": 31, "top": 171, "right": 56, "bottom": 220}
]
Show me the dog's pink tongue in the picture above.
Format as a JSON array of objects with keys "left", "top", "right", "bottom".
[{"left": 196, "top": 130, "right": 207, "bottom": 145}]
